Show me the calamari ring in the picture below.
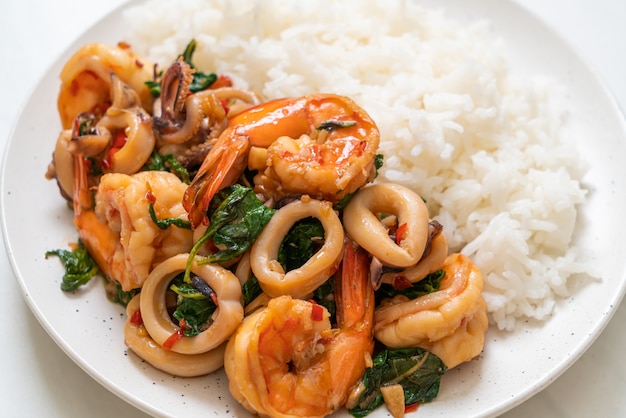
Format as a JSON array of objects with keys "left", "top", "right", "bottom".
[
  {"left": 139, "top": 253, "right": 243, "bottom": 355},
  {"left": 250, "top": 198, "right": 344, "bottom": 299},
  {"left": 374, "top": 253, "right": 485, "bottom": 346},
  {"left": 58, "top": 42, "right": 154, "bottom": 129},
  {"left": 101, "top": 74, "right": 155, "bottom": 174},
  {"left": 380, "top": 231, "right": 449, "bottom": 284},
  {"left": 343, "top": 182, "right": 430, "bottom": 268},
  {"left": 66, "top": 74, "right": 156, "bottom": 175},
  {"left": 124, "top": 295, "right": 225, "bottom": 377}
]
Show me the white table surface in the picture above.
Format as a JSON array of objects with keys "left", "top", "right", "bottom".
[{"left": 1, "top": 1, "right": 625, "bottom": 417}]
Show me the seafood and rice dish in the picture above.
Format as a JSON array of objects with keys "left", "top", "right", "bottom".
[{"left": 44, "top": 0, "right": 593, "bottom": 417}]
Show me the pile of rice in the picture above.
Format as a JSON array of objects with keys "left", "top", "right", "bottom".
[{"left": 123, "top": 0, "right": 592, "bottom": 331}]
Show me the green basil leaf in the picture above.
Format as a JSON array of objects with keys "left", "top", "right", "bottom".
[
  {"left": 45, "top": 239, "right": 99, "bottom": 291},
  {"left": 188, "top": 185, "right": 275, "bottom": 272},
  {"left": 179, "top": 39, "right": 218, "bottom": 93},
  {"left": 142, "top": 151, "right": 191, "bottom": 184},
  {"left": 169, "top": 274, "right": 216, "bottom": 337},
  {"left": 242, "top": 274, "right": 263, "bottom": 307},
  {"left": 377, "top": 269, "right": 445, "bottom": 300},
  {"left": 148, "top": 202, "right": 191, "bottom": 230},
  {"left": 277, "top": 217, "right": 325, "bottom": 272},
  {"left": 349, "top": 347, "right": 447, "bottom": 417}
]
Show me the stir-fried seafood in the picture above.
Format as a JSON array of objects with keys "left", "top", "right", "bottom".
[
  {"left": 47, "top": 39, "right": 490, "bottom": 418},
  {"left": 225, "top": 241, "right": 375, "bottom": 418},
  {"left": 183, "top": 93, "right": 380, "bottom": 228}
]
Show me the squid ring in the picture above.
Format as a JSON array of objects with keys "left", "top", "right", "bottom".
[
  {"left": 343, "top": 183, "right": 430, "bottom": 268},
  {"left": 101, "top": 74, "right": 156, "bottom": 174},
  {"left": 124, "top": 295, "right": 226, "bottom": 377},
  {"left": 139, "top": 253, "right": 243, "bottom": 355},
  {"left": 250, "top": 198, "right": 344, "bottom": 299}
]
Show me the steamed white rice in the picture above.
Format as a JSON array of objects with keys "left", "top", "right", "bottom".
[{"left": 123, "top": 0, "right": 593, "bottom": 331}]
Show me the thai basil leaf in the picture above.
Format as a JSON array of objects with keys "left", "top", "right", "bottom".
[
  {"left": 333, "top": 192, "right": 355, "bottom": 211},
  {"left": 143, "top": 151, "right": 191, "bottom": 184},
  {"left": 145, "top": 79, "right": 162, "bottom": 97},
  {"left": 377, "top": 269, "right": 445, "bottom": 300},
  {"left": 169, "top": 274, "right": 216, "bottom": 337},
  {"left": 277, "top": 217, "right": 325, "bottom": 272},
  {"left": 311, "top": 278, "right": 336, "bottom": 324},
  {"left": 349, "top": 347, "right": 447, "bottom": 418},
  {"left": 148, "top": 202, "right": 191, "bottom": 230},
  {"left": 374, "top": 153, "right": 384, "bottom": 178},
  {"left": 189, "top": 184, "right": 275, "bottom": 270},
  {"left": 316, "top": 120, "right": 356, "bottom": 131},
  {"left": 108, "top": 281, "right": 140, "bottom": 307},
  {"left": 242, "top": 274, "right": 263, "bottom": 307},
  {"left": 45, "top": 239, "right": 99, "bottom": 291},
  {"left": 179, "top": 39, "right": 218, "bottom": 92}
]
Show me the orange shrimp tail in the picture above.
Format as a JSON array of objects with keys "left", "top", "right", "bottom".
[
  {"left": 328, "top": 239, "right": 375, "bottom": 410},
  {"left": 72, "top": 154, "right": 93, "bottom": 214},
  {"left": 74, "top": 210, "right": 118, "bottom": 276},
  {"left": 335, "top": 239, "right": 375, "bottom": 333},
  {"left": 183, "top": 136, "right": 251, "bottom": 228},
  {"left": 72, "top": 154, "right": 117, "bottom": 281}
]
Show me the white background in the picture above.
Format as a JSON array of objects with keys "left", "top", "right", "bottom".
[{"left": 1, "top": 0, "right": 625, "bottom": 417}]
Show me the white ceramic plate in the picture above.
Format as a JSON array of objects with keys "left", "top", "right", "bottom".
[{"left": 2, "top": 0, "right": 626, "bottom": 417}]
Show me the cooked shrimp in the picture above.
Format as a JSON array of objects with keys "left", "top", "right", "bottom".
[
  {"left": 418, "top": 297, "right": 488, "bottom": 368},
  {"left": 124, "top": 295, "right": 226, "bottom": 377},
  {"left": 374, "top": 253, "right": 487, "bottom": 350},
  {"left": 73, "top": 162, "right": 193, "bottom": 291},
  {"left": 58, "top": 42, "right": 154, "bottom": 129},
  {"left": 343, "top": 183, "right": 430, "bottom": 268},
  {"left": 250, "top": 196, "right": 344, "bottom": 299},
  {"left": 224, "top": 240, "right": 375, "bottom": 418},
  {"left": 183, "top": 93, "right": 380, "bottom": 228}
]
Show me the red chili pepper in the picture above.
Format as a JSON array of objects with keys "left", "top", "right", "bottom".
[
  {"left": 405, "top": 403, "right": 420, "bottom": 414},
  {"left": 210, "top": 74, "right": 233, "bottom": 89},
  {"left": 209, "top": 291, "right": 219, "bottom": 307},
  {"left": 392, "top": 275, "right": 413, "bottom": 290},
  {"left": 311, "top": 302, "right": 324, "bottom": 321},
  {"left": 145, "top": 189, "right": 157, "bottom": 204},
  {"left": 395, "top": 223, "right": 408, "bottom": 245},
  {"left": 207, "top": 238, "right": 220, "bottom": 254},
  {"left": 162, "top": 318, "right": 188, "bottom": 350},
  {"left": 102, "top": 130, "right": 128, "bottom": 170},
  {"left": 219, "top": 98, "right": 230, "bottom": 114},
  {"left": 130, "top": 310, "right": 143, "bottom": 326}
]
